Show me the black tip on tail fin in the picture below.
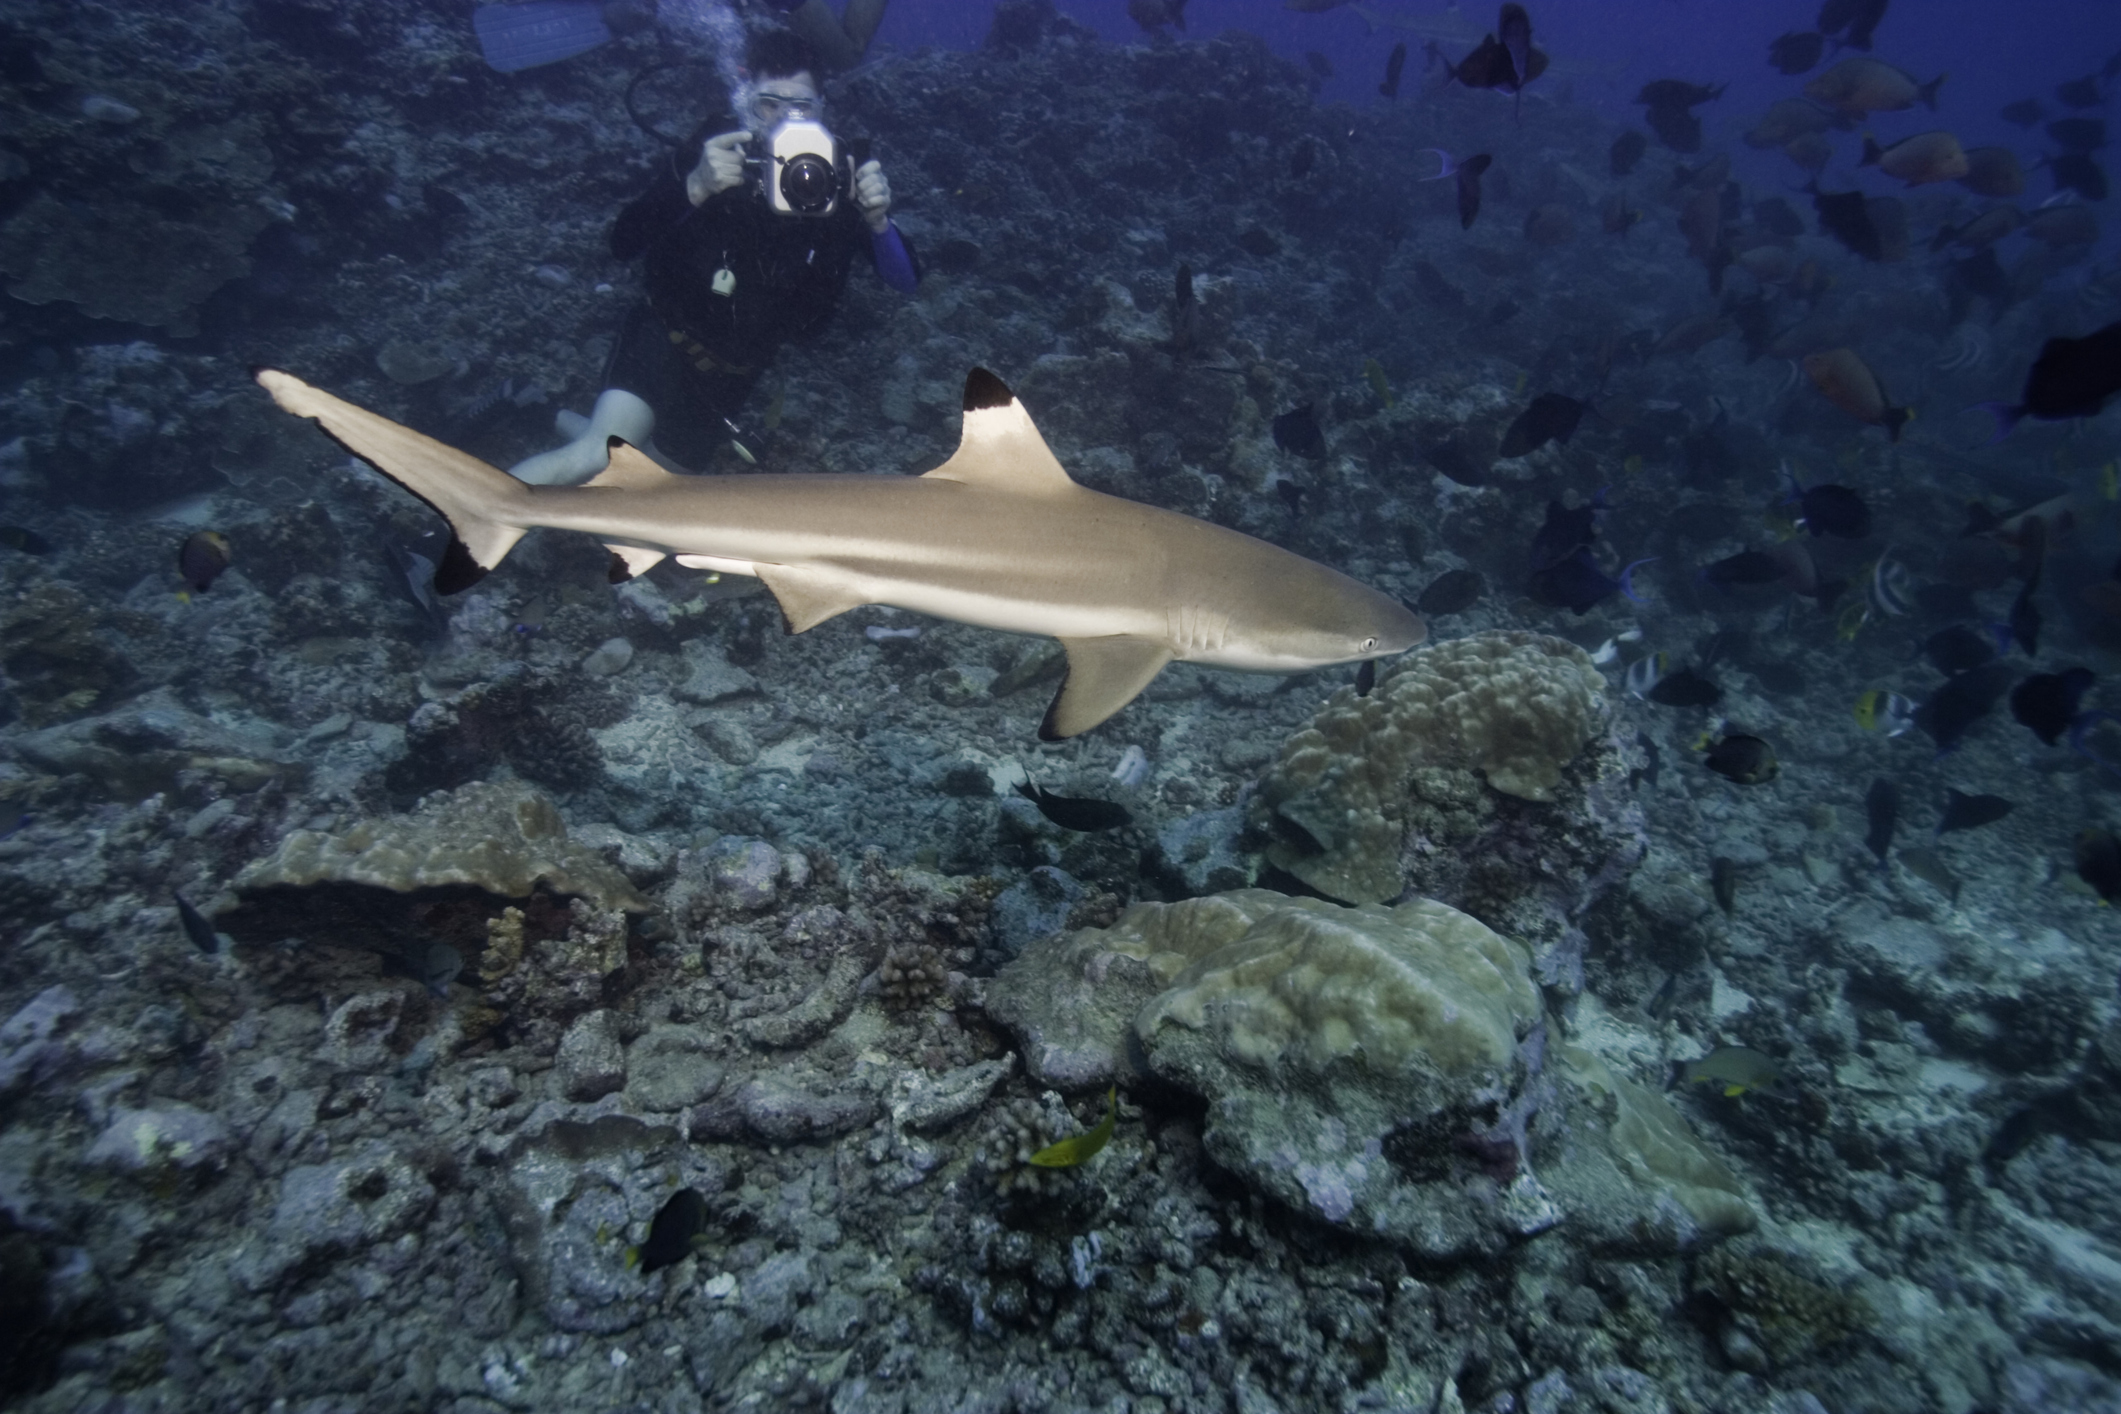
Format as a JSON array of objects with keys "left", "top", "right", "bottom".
[
  {"left": 435, "top": 536, "right": 490, "bottom": 595},
  {"left": 963, "top": 368, "right": 1016, "bottom": 412}
]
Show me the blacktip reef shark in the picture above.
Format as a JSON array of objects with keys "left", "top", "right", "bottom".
[{"left": 255, "top": 366, "right": 1425, "bottom": 739}]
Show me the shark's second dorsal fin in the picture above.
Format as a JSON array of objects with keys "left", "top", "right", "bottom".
[
  {"left": 922, "top": 369, "right": 1077, "bottom": 496},
  {"left": 585, "top": 440, "right": 679, "bottom": 492}
]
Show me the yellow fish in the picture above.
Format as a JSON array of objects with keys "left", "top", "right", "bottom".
[
  {"left": 1363, "top": 358, "right": 1394, "bottom": 407},
  {"left": 1029, "top": 1087, "right": 1117, "bottom": 1168}
]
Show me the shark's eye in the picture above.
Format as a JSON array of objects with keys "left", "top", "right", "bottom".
[{"left": 1363, "top": 637, "right": 1378, "bottom": 652}]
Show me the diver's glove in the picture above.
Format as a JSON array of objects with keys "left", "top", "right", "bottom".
[
  {"left": 854, "top": 160, "right": 892, "bottom": 234},
  {"left": 509, "top": 389, "right": 656, "bottom": 486},
  {"left": 688, "top": 130, "right": 753, "bottom": 206}
]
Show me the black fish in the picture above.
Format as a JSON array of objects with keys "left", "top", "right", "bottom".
[
  {"left": 1946, "top": 247, "right": 2013, "bottom": 315},
  {"left": 173, "top": 891, "right": 220, "bottom": 955},
  {"left": 1810, "top": 182, "right": 1884, "bottom": 261},
  {"left": 1271, "top": 403, "right": 1327, "bottom": 459},
  {"left": 1529, "top": 496, "right": 1603, "bottom": 570},
  {"left": 2048, "top": 117, "right": 2108, "bottom": 152},
  {"left": 1987, "top": 322, "right": 2121, "bottom": 434},
  {"left": 2000, "top": 98, "right": 2046, "bottom": 128},
  {"left": 1016, "top": 781, "right": 1133, "bottom": 832},
  {"left": 1171, "top": 263, "right": 1196, "bottom": 351},
  {"left": 1710, "top": 856, "right": 1738, "bottom": 912},
  {"left": 2007, "top": 581, "right": 2042, "bottom": 656},
  {"left": 1701, "top": 549, "right": 1792, "bottom": 589},
  {"left": 1610, "top": 130, "right": 1647, "bottom": 176},
  {"left": 637, "top": 1189, "right": 710, "bottom": 1274},
  {"left": 1643, "top": 102, "right": 1703, "bottom": 154},
  {"left": 1837, "top": 0, "right": 1887, "bottom": 49},
  {"left": 178, "top": 529, "right": 233, "bottom": 593},
  {"left": 1236, "top": 227, "right": 1280, "bottom": 258},
  {"left": 1497, "top": 393, "right": 1590, "bottom": 458},
  {"left": 1753, "top": 197, "right": 1806, "bottom": 239},
  {"left": 1796, "top": 484, "right": 1870, "bottom": 538},
  {"left": 1924, "top": 625, "right": 1997, "bottom": 676},
  {"left": 2058, "top": 74, "right": 2105, "bottom": 109},
  {"left": 1275, "top": 481, "right": 1305, "bottom": 516},
  {"left": 1913, "top": 661, "right": 2017, "bottom": 753},
  {"left": 2050, "top": 152, "right": 2110, "bottom": 201},
  {"left": 1937, "top": 788, "right": 2014, "bottom": 835},
  {"left": 1456, "top": 153, "right": 1494, "bottom": 229},
  {"left": 1380, "top": 41, "right": 1407, "bottom": 98},
  {"left": 1304, "top": 50, "right": 1332, "bottom": 80},
  {"left": 1416, "top": 568, "right": 1483, "bottom": 615},
  {"left": 1355, "top": 659, "right": 1377, "bottom": 696},
  {"left": 1863, "top": 778, "right": 1898, "bottom": 863},
  {"left": 1528, "top": 546, "right": 1650, "bottom": 615},
  {"left": 1636, "top": 79, "right": 1724, "bottom": 109},
  {"left": 2012, "top": 667, "right": 2094, "bottom": 745},
  {"left": 1498, "top": 2, "right": 1533, "bottom": 90},
  {"left": 1768, "top": 31, "right": 1823, "bottom": 75},
  {"left": 0, "top": 525, "right": 52, "bottom": 555},
  {"left": 1703, "top": 734, "right": 1777, "bottom": 784},
  {"left": 2077, "top": 827, "right": 2121, "bottom": 902},
  {"left": 1647, "top": 666, "right": 1723, "bottom": 709}
]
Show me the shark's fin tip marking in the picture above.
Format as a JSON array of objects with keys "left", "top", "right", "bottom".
[{"left": 962, "top": 367, "right": 1015, "bottom": 412}]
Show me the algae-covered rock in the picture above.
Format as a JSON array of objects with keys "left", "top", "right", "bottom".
[
  {"left": 228, "top": 778, "right": 648, "bottom": 915},
  {"left": 1249, "top": 631, "right": 1607, "bottom": 904},
  {"left": 988, "top": 889, "right": 1755, "bottom": 1258}
]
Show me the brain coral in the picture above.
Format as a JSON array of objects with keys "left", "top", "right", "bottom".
[{"left": 1249, "top": 631, "right": 1607, "bottom": 904}]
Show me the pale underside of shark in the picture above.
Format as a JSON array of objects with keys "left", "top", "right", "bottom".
[{"left": 255, "top": 366, "right": 1425, "bottom": 739}]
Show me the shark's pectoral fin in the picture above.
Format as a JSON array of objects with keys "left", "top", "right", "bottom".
[
  {"left": 756, "top": 564, "right": 870, "bottom": 633},
  {"left": 1041, "top": 637, "right": 1174, "bottom": 741}
]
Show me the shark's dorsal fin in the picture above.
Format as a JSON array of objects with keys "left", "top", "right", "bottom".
[
  {"left": 922, "top": 368, "right": 1077, "bottom": 496},
  {"left": 756, "top": 563, "right": 870, "bottom": 633},
  {"left": 585, "top": 439, "right": 680, "bottom": 491},
  {"left": 1041, "top": 637, "right": 1174, "bottom": 740}
]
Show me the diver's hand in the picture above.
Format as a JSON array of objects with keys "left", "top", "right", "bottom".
[
  {"left": 687, "top": 130, "right": 752, "bottom": 205},
  {"left": 854, "top": 160, "right": 891, "bottom": 233}
]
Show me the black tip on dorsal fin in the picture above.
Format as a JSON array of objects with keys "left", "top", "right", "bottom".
[
  {"left": 963, "top": 368, "right": 1016, "bottom": 412},
  {"left": 607, "top": 552, "right": 633, "bottom": 585}
]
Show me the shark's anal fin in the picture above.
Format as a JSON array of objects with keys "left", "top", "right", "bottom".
[
  {"left": 1041, "top": 637, "right": 1175, "bottom": 740},
  {"left": 756, "top": 564, "right": 871, "bottom": 633},
  {"left": 606, "top": 545, "right": 666, "bottom": 582}
]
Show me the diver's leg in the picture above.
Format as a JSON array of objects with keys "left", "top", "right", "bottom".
[
  {"left": 784, "top": 0, "right": 862, "bottom": 71},
  {"left": 842, "top": 0, "right": 887, "bottom": 54}
]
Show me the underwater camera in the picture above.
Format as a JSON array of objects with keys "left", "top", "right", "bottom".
[{"left": 752, "top": 106, "right": 848, "bottom": 217}]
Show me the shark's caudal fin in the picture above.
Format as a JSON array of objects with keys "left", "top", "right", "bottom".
[{"left": 256, "top": 369, "right": 533, "bottom": 593}]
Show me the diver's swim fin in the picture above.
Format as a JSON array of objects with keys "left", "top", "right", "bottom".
[{"left": 473, "top": 1, "right": 612, "bottom": 73}]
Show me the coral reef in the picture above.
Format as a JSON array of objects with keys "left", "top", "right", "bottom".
[{"left": 1249, "top": 631, "right": 1609, "bottom": 903}]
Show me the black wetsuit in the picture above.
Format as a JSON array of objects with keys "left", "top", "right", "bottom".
[{"left": 605, "top": 117, "right": 902, "bottom": 467}]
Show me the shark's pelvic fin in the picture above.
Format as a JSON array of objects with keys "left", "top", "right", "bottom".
[
  {"left": 756, "top": 563, "right": 870, "bottom": 634},
  {"left": 921, "top": 368, "right": 1077, "bottom": 496},
  {"left": 1042, "top": 637, "right": 1176, "bottom": 741},
  {"left": 255, "top": 368, "right": 529, "bottom": 592}
]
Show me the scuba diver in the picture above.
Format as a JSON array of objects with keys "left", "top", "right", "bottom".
[{"left": 511, "top": 25, "right": 919, "bottom": 484}]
